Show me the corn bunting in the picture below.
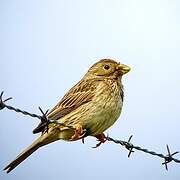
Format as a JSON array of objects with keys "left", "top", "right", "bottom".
[{"left": 4, "top": 59, "right": 130, "bottom": 173}]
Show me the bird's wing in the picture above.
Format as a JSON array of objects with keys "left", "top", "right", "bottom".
[
  {"left": 47, "top": 79, "right": 98, "bottom": 120},
  {"left": 33, "top": 79, "right": 98, "bottom": 134}
]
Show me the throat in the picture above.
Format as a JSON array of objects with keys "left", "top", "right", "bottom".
[{"left": 105, "top": 77, "right": 124, "bottom": 103}]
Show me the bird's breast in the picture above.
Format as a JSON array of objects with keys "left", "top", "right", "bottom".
[{"left": 84, "top": 80, "right": 123, "bottom": 135}]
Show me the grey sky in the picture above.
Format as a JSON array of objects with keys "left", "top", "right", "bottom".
[{"left": 0, "top": 0, "right": 180, "bottom": 179}]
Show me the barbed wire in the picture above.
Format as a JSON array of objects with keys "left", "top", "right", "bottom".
[
  {"left": 0, "top": 91, "right": 180, "bottom": 170},
  {"left": 0, "top": 91, "right": 75, "bottom": 132},
  {"left": 106, "top": 136, "right": 180, "bottom": 170}
]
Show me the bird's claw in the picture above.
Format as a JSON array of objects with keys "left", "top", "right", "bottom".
[
  {"left": 70, "top": 124, "right": 86, "bottom": 141},
  {"left": 93, "top": 133, "right": 107, "bottom": 148},
  {"left": 82, "top": 138, "right": 85, "bottom": 144}
]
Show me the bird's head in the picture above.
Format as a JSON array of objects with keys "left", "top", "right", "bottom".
[{"left": 85, "top": 59, "right": 131, "bottom": 80}]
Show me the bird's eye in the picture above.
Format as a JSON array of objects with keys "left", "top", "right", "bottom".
[{"left": 104, "top": 65, "right": 110, "bottom": 70}]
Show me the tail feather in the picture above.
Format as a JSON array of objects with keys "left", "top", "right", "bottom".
[
  {"left": 4, "top": 137, "right": 42, "bottom": 173},
  {"left": 4, "top": 127, "right": 64, "bottom": 173}
]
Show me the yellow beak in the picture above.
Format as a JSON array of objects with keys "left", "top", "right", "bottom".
[{"left": 117, "top": 63, "right": 131, "bottom": 75}]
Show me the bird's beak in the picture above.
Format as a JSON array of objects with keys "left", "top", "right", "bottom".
[{"left": 116, "top": 63, "right": 131, "bottom": 75}]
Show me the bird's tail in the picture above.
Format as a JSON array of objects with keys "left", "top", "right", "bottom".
[
  {"left": 4, "top": 136, "right": 42, "bottom": 173},
  {"left": 4, "top": 129, "right": 60, "bottom": 173}
]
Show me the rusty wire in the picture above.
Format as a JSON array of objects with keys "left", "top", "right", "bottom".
[{"left": 0, "top": 91, "right": 180, "bottom": 170}]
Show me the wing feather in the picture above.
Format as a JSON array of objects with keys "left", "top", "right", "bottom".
[
  {"left": 33, "top": 79, "right": 98, "bottom": 134},
  {"left": 47, "top": 79, "right": 97, "bottom": 120}
]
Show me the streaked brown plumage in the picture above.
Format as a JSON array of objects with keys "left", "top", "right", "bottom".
[{"left": 4, "top": 59, "right": 130, "bottom": 173}]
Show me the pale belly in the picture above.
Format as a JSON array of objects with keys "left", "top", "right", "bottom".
[{"left": 83, "top": 93, "right": 123, "bottom": 136}]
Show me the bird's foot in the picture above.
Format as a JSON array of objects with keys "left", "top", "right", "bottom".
[
  {"left": 70, "top": 124, "right": 86, "bottom": 141},
  {"left": 93, "top": 133, "right": 107, "bottom": 148}
]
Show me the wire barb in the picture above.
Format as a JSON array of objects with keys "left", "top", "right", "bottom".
[
  {"left": 162, "top": 145, "right": 179, "bottom": 170},
  {"left": 38, "top": 107, "right": 50, "bottom": 133},
  {"left": 0, "top": 91, "right": 12, "bottom": 110},
  {"left": 125, "top": 135, "right": 134, "bottom": 158}
]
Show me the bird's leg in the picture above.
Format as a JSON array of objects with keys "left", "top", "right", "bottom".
[
  {"left": 93, "top": 133, "right": 107, "bottom": 148},
  {"left": 70, "top": 124, "right": 86, "bottom": 141}
]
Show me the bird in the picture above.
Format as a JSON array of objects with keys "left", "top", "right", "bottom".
[{"left": 4, "top": 58, "right": 131, "bottom": 173}]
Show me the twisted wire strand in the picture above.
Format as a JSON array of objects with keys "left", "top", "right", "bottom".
[
  {"left": 4, "top": 104, "right": 74, "bottom": 130},
  {"left": 0, "top": 91, "right": 74, "bottom": 130},
  {"left": 0, "top": 91, "right": 180, "bottom": 170},
  {"left": 5, "top": 104, "right": 41, "bottom": 119},
  {"left": 106, "top": 137, "right": 180, "bottom": 163}
]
